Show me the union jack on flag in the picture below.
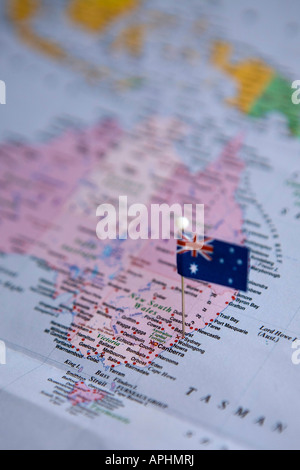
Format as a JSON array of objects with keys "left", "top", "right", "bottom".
[
  {"left": 177, "top": 234, "right": 214, "bottom": 261},
  {"left": 177, "top": 233, "right": 250, "bottom": 292}
]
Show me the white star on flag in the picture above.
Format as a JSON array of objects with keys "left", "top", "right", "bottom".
[{"left": 189, "top": 263, "right": 198, "bottom": 275}]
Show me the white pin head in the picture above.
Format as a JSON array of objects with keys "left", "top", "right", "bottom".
[{"left": 176, "top": 216, "right": 190, "bottom": 233}]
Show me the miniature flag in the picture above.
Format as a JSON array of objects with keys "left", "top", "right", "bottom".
[{"left": 177, "top": 234, "right": 250, "bottom": 292}]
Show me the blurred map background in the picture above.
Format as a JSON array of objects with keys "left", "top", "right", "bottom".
[{"left": 0, "top": 0, "right": 300, "bottom": 450}]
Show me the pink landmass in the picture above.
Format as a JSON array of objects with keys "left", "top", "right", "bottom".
[
  {"left": 0, "top": 119, "right": 122, "bottom": 254},
  {"left": 0, "top": 117, "right": 245, "bottom": 369}
]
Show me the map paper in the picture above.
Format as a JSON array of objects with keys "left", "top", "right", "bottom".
[{"left": 0, "top": 0, "right": 300, "bottom": 450}]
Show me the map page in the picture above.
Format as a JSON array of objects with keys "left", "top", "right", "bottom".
[{"left": 0, "top": 0, "right": 300, "bottom": 450}]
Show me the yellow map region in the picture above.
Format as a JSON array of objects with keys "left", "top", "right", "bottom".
[
  {"left": 112, "top": 24, "right": 145, "bottom": 57},
  {"left": 211, "top": 41, "right": 275, "bottom": 113},
  {"left": 7, "top": 0, "right": 143, "bottom": 69},
  {"left": 7, "top": 0, "right": 39, "bottom": 22},
  {"left": 7, "top": 0, "right": 67, "bottom": 61},
  {"left": 6, "top": 0, "right": 112, "bottom": 81},
  {"left": 68, "top": 0, "right": 140, "bottom": 33}
]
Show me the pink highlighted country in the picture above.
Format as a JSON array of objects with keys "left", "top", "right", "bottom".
[{"left": 0, "top": 117, "right": 246, "bottom": 369}]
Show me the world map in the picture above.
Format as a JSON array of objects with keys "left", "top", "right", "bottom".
[{"left": 0, "top": 0, "right": 300, "bottom": 451}]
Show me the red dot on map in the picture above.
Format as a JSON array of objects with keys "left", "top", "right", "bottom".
[
  {"left": 111, "top": 365, "right": 115, "bottom": 368},
  {"left": 155, "top": 354, "right": 158, "bottom": 357},
  {"left": 125, "top": 361, "right": 128, "bottom": 364},
  {"left": 117, "top": 362, "right": 120, "bottom": 365},
  {"left": 133, "top": 363, "right": 136, "bottom": 365},
  {"left": 137, "top": 322, "right": 140, "bottom": 325},
  {"left": 87, "top": 353, "right": 90, "bottom": 355},
  {"left": 172, "top": 327, "right": 175, "bottom": 330},
  {"left": 205, "top": 323, "right": 208, "bottom": 326},
  {"left": 170, "top": 343, "right": 173, "bottom": 346},
  {"left": 190, "top": 327, "right": 193, "bottom": 330},
  {"left": 225, "top": 302, "right": 229, "bottom": 304},
  {"left": 161, "top": 328, "right": 164, "bottom": 331},
  {"left": 133, "top": 332, "right": 136, "bottom": 335}
]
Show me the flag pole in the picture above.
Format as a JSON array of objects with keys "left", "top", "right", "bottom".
[
  {"left": 181, "top": 275, "right": 186, "bottom": 338},
  {"left": 181, "top": 224, "right": 186, "bottom": 338},
  {"left": 176, "top": 218, "right": 188, "bottom": 339}
]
